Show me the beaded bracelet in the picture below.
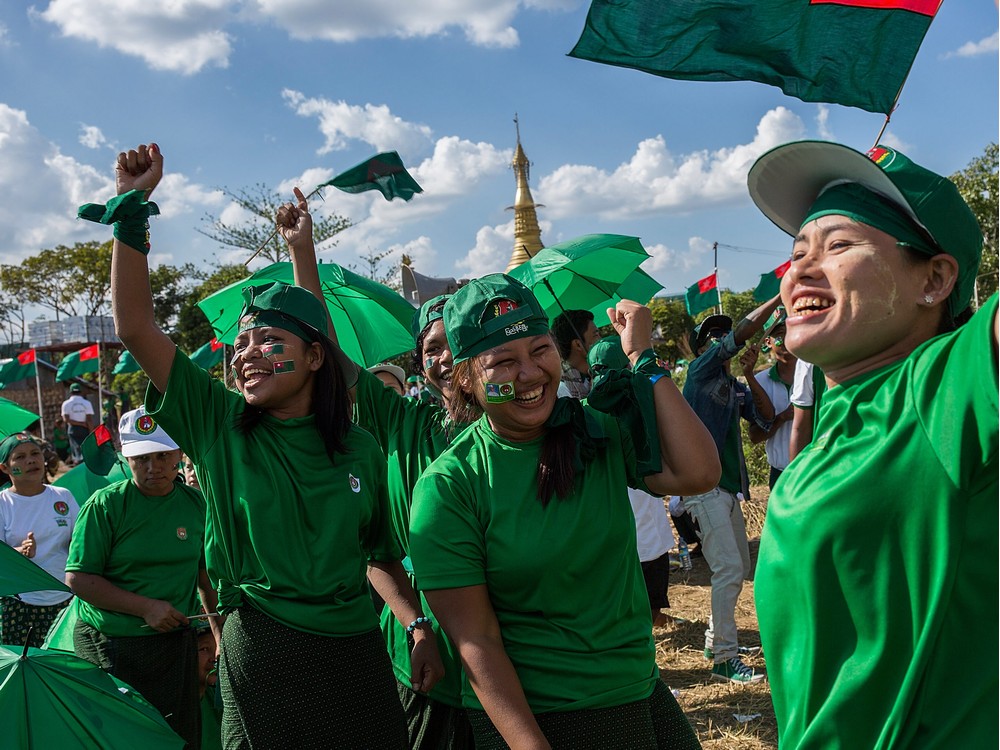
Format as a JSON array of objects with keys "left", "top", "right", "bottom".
[{"left": 406, "top": 616, "right": 431, "bottom": 634}]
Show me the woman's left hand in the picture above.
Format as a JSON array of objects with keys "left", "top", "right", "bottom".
[
  {"left": 409, "top": 628, "right": 445, "bottom": 694},
  {"left": 276, "top": 187, "right": 314, "bottom": 252},
  {"left": 17, "top": 531, "right": 36, "bottom": 558},
  {"left": 607, "top": 300, "right": 653, "bottom": 365}
]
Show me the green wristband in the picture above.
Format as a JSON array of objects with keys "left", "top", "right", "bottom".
[{"left": 77, "top": 189, "right": 159, "bottom": 256}]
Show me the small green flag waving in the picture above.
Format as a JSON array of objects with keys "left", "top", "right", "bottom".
[
  {"left": 113, "top": 350, "right": 141, "bottom": 375},
  {"left": 319, "top": 152, "right": 423, "bottom": 202},
  {"left": 686, "top": 273, "right": 720, "bottom": 317},
  {"left": 754, "top": 260, "right": 792, "bottom": 302},
  {"left": 190, "top": 338, "right": 225, "bottom": 370},
  {"left": 57, "top": 344, "right": 100, "bottom": 382},
  {"left": 570, "top": 0, "right": 941, "bottom": 115},
  {"left": 0, "top": 349, "right": 37, "bottom": 389}
]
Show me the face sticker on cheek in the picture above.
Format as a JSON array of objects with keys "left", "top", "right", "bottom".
[
  {"left": 10, "top": 468, "right": 22, "bottom": 475},
  {"left": 424, "top": 357, "right": 435, "bottom": 371},
  {"left": 261, "top": 344, "right": 285, "bottom": 358},
  {"left": 273, "top": 360, "right": 296, "bottom": 374},
  {"left": 484, "top": 381, "right": 515, "bottom": 403}
]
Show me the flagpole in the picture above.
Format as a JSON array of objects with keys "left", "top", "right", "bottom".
[
  {"left": 96, "top": 340, "right": 104, "bottom": 427},
  {"left": 244, "top": 185, "right": 325, "bottom": 266},
  {"left": 713, "top": 242, "right": 723, "bottom": 315},
  {"left": 33, "top": 353, "right": 45, "bottom": 440}
]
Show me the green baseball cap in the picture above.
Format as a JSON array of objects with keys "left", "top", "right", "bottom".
[
  {"left": 444, "top": 274, "right": 550, "bottom": 364},
  {"left": 587, "top": 335, "right": 630, "bottom": 373},
  {"left": 748, "top": 141, "right": 983, "bottom": 316},
  {"left": 764, "top": 305, "right": 787, "bottom": 335},
  {"left": 239, "top": 280, "right": 358, "bottom": 386},
  {"left": 69, "top": 383, "right": 82, "bottom": 393},
  {"left": 411, "top": 294, "right": 450, "bottom": 339}
]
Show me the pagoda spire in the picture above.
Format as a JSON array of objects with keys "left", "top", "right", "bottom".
[{"left": 505, "top": 114, "right": 544, "bottom": 272}]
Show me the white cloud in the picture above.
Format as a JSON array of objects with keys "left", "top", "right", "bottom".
[
  {"left": 456, "top": 220, "right": 516, "bottom": 276},
  {"left": 0, "top": 23, "right": 11, "bottom": 47},
  {"left": 389, "top": 236, "right": 437, "bottom": 272},
  {"left": 945, "top": 31, "right": 999, "bottom": 58},
  {"left": 283, "top": 90, "right": 434, "bottom": 156},
  {"left": 815, "top": 105, "right": 833, "bottom": 141},
  {"left": 36, "top": 0, "right": 234, "bottom": 75},
  {"left": 536, "top": 107, "right": 806, "bottom": 221},
  {"left": 252, "top": 0, "right": 579, "bottom": 48},
  {"left": 643, "top": 237, "right": 712, "bottom": 275},
  {"left": 877, "top": 130, "right": 912, "bottom": 153},
  {"left": 79, "top": 124, "right": 110, "bottom": 150}
]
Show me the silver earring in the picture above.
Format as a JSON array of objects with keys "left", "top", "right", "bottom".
[{"left": 923, "top": 294, "right": 934, "bottom": 304}]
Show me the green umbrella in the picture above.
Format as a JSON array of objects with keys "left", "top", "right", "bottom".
[
  {"left": 53, "top": 458, "right": 131, "bottom": 509},
  {"left": 507, "top": 234, "right": 653, "bottom": 326},
  {"left": 40, "top": 598, "right": 79, "bottom": 653},
  {"left": 0, "top": 543, "right": 70, "bottom": 598},
  {"left": 586, "top": 268, "right": 664, "bottom": 327},
  {"left": 0, "top": 397, "right": 39, "bottom": 438},
  {"left": 0, "top": 645, "right": 183, "bottom": 749},
  {"left": 196, "top": 262, "right": 416, "bottom": 367}
]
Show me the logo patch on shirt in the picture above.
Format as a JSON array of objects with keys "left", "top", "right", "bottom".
[
  {"left": 136, "top": 415, "right": 157, "bottom": 435},
  {"left": 349, "top": 474, "right": 361, "bottom": 493},
  {"left": 53, "top": 501, "right": 69, "bottom": 516},
  {"left": 176, "top": 527, "right": 188, "bottom": 540},
  {"left": 56, "top": 519, "right": 68, "bottom": 527}
]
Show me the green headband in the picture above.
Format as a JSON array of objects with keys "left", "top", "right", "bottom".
[
  {"left": 0, "top": 433, "right": 37, "bottom": 465},
  {"left": 237, "top": 309, "right": 319, "bottom": 343},
  {"left": 802, "top": 183, "right": 938, "bottom": 257},
  {"left": 412, "top": 294, "right": 450, "bottom": 340}
]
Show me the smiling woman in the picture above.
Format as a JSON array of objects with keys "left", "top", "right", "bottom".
[
  {"left": 409, "top": 273, "right": 719, "bottom": 749},
  {"left": 748, "top": 141, "right": 999, "bottom": 749}
]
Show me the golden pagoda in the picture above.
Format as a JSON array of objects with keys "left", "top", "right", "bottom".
[{"left": 505, "top": 115, "right": 544, "bottom": 272}]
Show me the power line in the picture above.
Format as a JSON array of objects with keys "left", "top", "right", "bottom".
[{"left": 715, "top": 242, "right": 789, "bottom": 258}]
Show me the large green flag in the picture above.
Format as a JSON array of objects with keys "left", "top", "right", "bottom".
[
  {"left": 190, "top": 338, "right": 225, "bottom": 370},
  {"left": 570, "top": 0, "right": 942, "bottom": 115},
  {"left": 319, "top": 152, "right": 423, "bottom": 202},
  {"left": 0, "top": 349, "right": 37, "bottom": 389},
  {"left": 754, "top": 260, "right": 792, "bottom": 302},
  {"left": 56, "top": 344, "right": 100, "bottom": 382},
  {"left": 685, "top": 273, "right": 720, "bottom": 317}
]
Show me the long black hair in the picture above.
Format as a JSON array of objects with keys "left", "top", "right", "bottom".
[{"left": 238, "top": 337, "right": 352, "bottom": 463}]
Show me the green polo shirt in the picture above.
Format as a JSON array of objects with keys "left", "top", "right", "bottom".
[
  {"left": 146, "top": 350, "right": 399, "bottom": 637},
  {"left": 66, "top": 479, "right": 205, "bottom": 637},
  {"left": 410, "top": 408, "right": 657, "bottom": 714},
  {"left": 756, "top": 294, "right": 999, "bottom": 749},
  {"left": 354, "top": 367, "right": 466, "bottom": 705}
]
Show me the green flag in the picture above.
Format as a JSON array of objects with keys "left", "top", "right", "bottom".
[
  {"left": 685, "top": 273, "right": 720, "bottom": 317},
  {"left": 113, "top": 350, "right": 141, "bottom": 375},
  {"left": 190, "top": 338, "right": 225, "bottom": 370},
  {"left": 319, "top": 151, "right": 423, "bottom": 201},
  {"left": 753, "top": 260, "right": 791, "bottom": 302},
  {"left": 0, "top": 350, "right": 37, "bottom": 389},
  {"left": 56, "top": 344, "right": 100, "bottom": 382},
  {"left": 570, "top": 0, "right": 942, "bottom": 115}
]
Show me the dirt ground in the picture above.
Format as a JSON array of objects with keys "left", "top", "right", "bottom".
[{"left": 656, "top": 489, "right": 777, "bottom": 749}]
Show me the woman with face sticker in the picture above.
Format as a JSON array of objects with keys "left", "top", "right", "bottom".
[
  {"left": 101, "top": 143, "right": 407, "bottom": 748},
  {"left": 280, "top": 190, "right": 476, "bottom": 749},
  {"left": 408, "top": 274, "right": 719, "bottom": 749},
  {"left": 0, "top": 433, "right": 78, "bottom": 649},
  {"left": 748, "top": 142, "right": 998, "bottom": 749}
]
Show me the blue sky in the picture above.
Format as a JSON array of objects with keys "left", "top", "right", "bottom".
[{"left": 1, "top": 0, "right": 996, "bottom": 310}]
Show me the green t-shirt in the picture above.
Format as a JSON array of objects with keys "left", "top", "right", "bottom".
[
  {"left": 409, "top": 408, "right": 657, "bottom": 714},
  {"left": 755, "top": 294, "right": 999, "bottom": 749},
  {"left": 146, "top": 350, "right": 399, "bottom": 637},
  {"left": 354, "top": 368, "right": 466, "bottom": 705},
  {"left": 66, "top": 479, "right": 205, "bottom": 637}
]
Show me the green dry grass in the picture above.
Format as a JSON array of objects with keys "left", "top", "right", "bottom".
[{"left": 655, "top": 489, "right": 777, "bottom": 749}]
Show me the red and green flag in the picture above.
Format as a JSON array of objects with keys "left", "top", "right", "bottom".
[
  {"left": 686, "top": 273, "right": 720, "bottom": 317},
  {"left": 319, "top": 151, "right": 423, "bottom": 202},
  {"left": 113, "top": 350, "right": 141, "bottom": 375},
  {"left": 191, "top": 338, "right": 225, "bottom": 370},
  {"left": 569, "top": 0, "right": 942, "bottom": 114},
  {"left": 0, "top": 349, "right": 38, "bottom": 389},
  {"left": 57, "top": 344, "right": 100, "bottom": 383},
  {"left": 754, "top": 260, "right": 792, "bottom": 302}
]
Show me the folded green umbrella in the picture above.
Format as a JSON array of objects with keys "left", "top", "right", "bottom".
[
  {"left": 0, "top": 542, "right": 69, "bottom": 598},
  {"left": 197, "top": 262, "right": 417, "bottom": 367},
  {"left": 0, "top": 645, "right": 183, "bottom": 749},
  {"left": 0, "top": 397, "right": 39, "bottom": 439}
]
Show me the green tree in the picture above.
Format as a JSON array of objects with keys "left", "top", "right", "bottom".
[
  {"left": 174, "top": 264, "right": 249, "bottom": 353},
  {"left": 950, "top": 143, "right": 998, "bottom": 307},
  {"left": 349, "top": 247, "right": 400, "bottom": 290},
  {"left": 0, "top": 241, "right": 113, "bottom": 319},
  {"left": 648, "top": 297, "right": 694, "bottom": 362},
  {"left": 199, "top": 184, "right": 352, "bottom": 263}
]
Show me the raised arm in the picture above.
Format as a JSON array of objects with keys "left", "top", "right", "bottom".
[
  {"left": 610, "top": 300, "right": 720, "bottom": 496},
  {"left": 110, "top": 143, "right": 176, "bottom": 393},
  {"left": 733, "top": 295, "right": 783, "bottom": 348}
]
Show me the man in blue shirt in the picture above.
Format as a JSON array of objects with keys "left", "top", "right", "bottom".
[{"left": 682, "top": 297, "right": 780, "bottom": 683}]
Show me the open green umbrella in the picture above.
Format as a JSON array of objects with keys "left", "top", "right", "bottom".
[
  {"left": 0, "top": 543, "right": 70, "bottom": 599},
  {"left": 507, "top": 234, "right": 653, "bottom": 326},
  {"left": 585, "top": 267, "right": 664, "bottom": 326},
  {"left": 0, "top": 645, "right": 183, "bottom": 749},
  {"left": 196, "top": 262, "right": 416, "bottom": 367},
  {"left": 0, "top": 397, "right": 39, "bottom": 438},
  {"left": 53, "top": 458, "right": 131, "bottom": 509}
]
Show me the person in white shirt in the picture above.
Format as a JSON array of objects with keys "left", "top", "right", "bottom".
[
  {"left": 60, "top": 383, "right": 94, "bottom": 465},
  {"left": 0, "top": 433, "right": 78, "bottom": 647},
  {"left": 748, "top": 310, "right": 797, "bottom": 487}
]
